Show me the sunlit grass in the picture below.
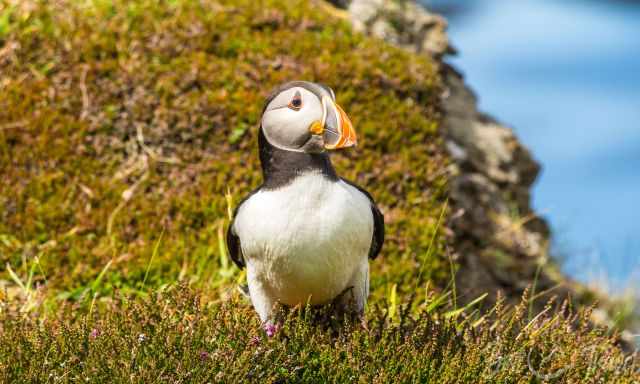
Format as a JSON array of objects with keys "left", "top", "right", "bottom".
[{"left": 1, "top": 284, "right": 638, "bottom": 382}]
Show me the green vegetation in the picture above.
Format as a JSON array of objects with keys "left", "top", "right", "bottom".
[
  {"left": 0, "top": 0, "right": 637, "bottom": 381},
  {"left": 0, "top": 0, "right": 446, "bottom": 302},
  {"left": 2, "top": 287, "right": 638, "bottom": 383}
]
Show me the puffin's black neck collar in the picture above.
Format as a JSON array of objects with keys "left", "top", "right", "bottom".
[{"left": 258, "top": 127, "right": 338, "bottom": 190}]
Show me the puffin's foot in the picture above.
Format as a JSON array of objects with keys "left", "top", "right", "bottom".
[
  {"left": 237, "top": 284, "right": 251, "bottom": 300},
  {"left": 333, "top": 285, "right": 364, "bottom": 320}
]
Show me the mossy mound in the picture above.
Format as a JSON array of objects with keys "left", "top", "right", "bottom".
[{"left": 1, "top": 0, "right": 447, "bottom": 302}]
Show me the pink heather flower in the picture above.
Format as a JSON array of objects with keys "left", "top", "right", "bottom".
[
  {"left": 264, "top": 323, "right": 278, "bottom": 337},
  {"left": 89, "top": 328, "right": 100, "bottom": 339},
  {"left": 199, "top": 351, "right": 209, "bottom": 361}
]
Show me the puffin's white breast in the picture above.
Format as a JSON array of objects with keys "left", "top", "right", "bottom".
[{"left": 233, "top": 172, "right": 373, "bottom": 305}]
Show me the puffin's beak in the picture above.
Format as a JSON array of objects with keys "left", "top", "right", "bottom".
[{"left": 309, "top": 97, "right": 357, "bottom": 150}]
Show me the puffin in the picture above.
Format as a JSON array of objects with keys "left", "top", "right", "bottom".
[{"left": 226, "top": 81, "right": 384, "bottom": 327}]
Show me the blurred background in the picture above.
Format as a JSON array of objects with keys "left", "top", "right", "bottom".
[{"left": 425, "top": 0, "right": 640, "bottom": 293}]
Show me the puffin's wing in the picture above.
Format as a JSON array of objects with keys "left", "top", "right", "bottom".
[
  {"left": 226, "top": 219, "right": 244, "bottom": 269},
  {"left": 226, "top": 188, "right": 261, "bottom": 269},
  {"left": 341, "top": 178, "right": 385, "bottom": 260}
]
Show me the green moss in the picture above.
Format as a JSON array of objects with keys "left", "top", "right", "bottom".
[{"left": 0, "top": 0, "right": 447, "bottom": 302}]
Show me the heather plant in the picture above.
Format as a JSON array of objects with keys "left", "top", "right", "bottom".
[{"left": 1, "top": 286, "right": 638, "bottom": 383}]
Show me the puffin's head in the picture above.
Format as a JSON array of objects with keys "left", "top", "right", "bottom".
[{"left": 260, "top": 81, "right": 356, "bottom": 154}]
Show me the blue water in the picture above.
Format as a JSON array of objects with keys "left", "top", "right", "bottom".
[{"left": 423, "top": 0, "right": 640, "bottom": 291}]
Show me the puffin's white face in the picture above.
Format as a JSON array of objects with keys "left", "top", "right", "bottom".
[{"left": 261, "top": 83, "right": 356, "bottom": 153}]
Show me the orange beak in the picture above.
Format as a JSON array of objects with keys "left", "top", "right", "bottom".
[
  {"left": 312, "top": 96, "right": 357, "bottom": 150},
  {"left": 329, "top": 102, "right": 357, "bottom": 149}
]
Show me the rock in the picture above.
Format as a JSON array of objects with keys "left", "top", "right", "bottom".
[
  {"left": 442, "top": 64, "right": 555, "bottom": 297},
  {"left": 442, "top": 66, "right": 541, "bottom": 185},
  {"left": 330, "top": 0, "right": 451, "bottom": 57}
]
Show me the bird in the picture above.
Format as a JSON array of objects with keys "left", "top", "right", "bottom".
[{"left": 226, "top": 81, "right": 384, "bottom": 328}]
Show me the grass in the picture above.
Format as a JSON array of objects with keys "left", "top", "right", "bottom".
[
  {"left": 0, "top": 0, "right": 637, "bottom": 381},
  {"left": 1, "top": 287, "right": 638, "bottom": 382}
]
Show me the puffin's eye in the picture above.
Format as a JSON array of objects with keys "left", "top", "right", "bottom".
[{"left": 288, "top": 91, "right": 302, "bottom": 111}]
